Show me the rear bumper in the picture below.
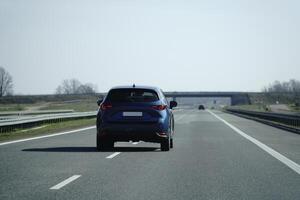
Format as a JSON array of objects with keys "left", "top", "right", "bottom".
[{"left": 97, "top": 122, "right": 169, "bottom": 143}]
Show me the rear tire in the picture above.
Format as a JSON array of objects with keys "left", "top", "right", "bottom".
[
  {"left": 161, "top": 138, "right": 170, "bottom": 151},
  {"left": 97, "top": 135, "right": 114, "bottom": 151},
  {"left": 96, "top": 134, "right": 101, "bottom": 151},
  {"left": 170, "top": 138, "right": 173, "bottom": 148}
]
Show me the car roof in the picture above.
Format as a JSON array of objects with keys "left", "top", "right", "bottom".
[{"left": 110, "top": 85, "right": 161, "bottom": 92}]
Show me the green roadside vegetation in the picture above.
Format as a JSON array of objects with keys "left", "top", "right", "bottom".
[
  {"left": 40, "top": 99, "right": 98, "bottom": 112},
  {"left": 289, "top": 103, "right": 300, "bottom": 112},
  {"left": 0, "top": 104, "right": 25, "bottom": 112},
  {"left": 0, "top": 118, "right": 96, "bottom": 142},
  {"left": 227, "top": 103, "right": 300, "bottom": 115},
  {"left": 0, "top": 99, "right": 98, "bottom": 113},
  {"left": 226, "top": 104, "right": 270, "bottom": 112},
  {"left": 0, "top": 94, "right": 99, "bottom": 113}
]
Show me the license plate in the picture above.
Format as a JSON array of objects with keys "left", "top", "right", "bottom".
[{"left": 123, "top": 112, "right": 143, "bottom": 117}]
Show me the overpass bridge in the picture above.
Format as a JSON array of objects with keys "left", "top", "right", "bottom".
[
  {"left": 98, "top": 91, "right": 251, "bottom": 106},
  {"left": 164, "top": 92, "right": 251, "bottom": 105}
]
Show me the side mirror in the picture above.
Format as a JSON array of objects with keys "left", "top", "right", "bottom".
[
  {"left": 170, "top": 101, "right": 177, "bottom": 109},
  {"left": 97, "top": 98, "right": 103, "bottom": 106}
]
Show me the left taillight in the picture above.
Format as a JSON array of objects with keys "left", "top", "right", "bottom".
[
  {"left": 152, "top": 105, "right": 167, "bottom": 111},
  {"left": 100, "top": 103, "right": 112, "bottom": 111}
]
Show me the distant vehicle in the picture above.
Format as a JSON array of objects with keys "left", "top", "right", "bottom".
[
  {"left": 198, "top": 105, "right": 205, "bottom": 110},
  {"left": 96, "top": 85, "right": 177, "bottom": 151}
]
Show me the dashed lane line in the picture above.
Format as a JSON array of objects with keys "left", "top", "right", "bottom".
[
  {"left": 50, "top": 175, "right": 81, "bottom": 190},
  {"left": 106, "top": 152, "right": 121, "bottom": 159}
]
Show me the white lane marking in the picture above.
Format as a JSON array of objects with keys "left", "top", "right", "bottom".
[
  {"left": 207, "top": 110, "right": 300, "bottom": 175},
  {"left": 174, "top": 112, "right": 185, "bottom": 121},
  {"left": 132, "top": 142, "right": 139, "bottom": 145},
  {"left": 175, "top": 115, "right": 185, "bottom": 121},
  {"left": 106, "top": 152, "right": 121, "bottom": 159},
  {"left": 175, "top": 109, "right": 194, "bottom": 121},
  {"left": 176, "top": 111, "right": 190, "bottom": 121},
  {"left": 50, "top": 175, "right": 81, "bottom": 190},
  {"left": 0, "top": 126, "right": 95, "bottom": 146}
]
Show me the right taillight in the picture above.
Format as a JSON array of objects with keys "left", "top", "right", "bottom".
[
  {"left": 152, "top": 105, "right": 167, "bottom": 111},
  {"left": 100, "top": 103, "right": 112, "bottom": 111}
]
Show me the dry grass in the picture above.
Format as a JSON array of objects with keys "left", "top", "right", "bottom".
[{"left": 0, "top": 118, "right": 95, "bottom": 142}]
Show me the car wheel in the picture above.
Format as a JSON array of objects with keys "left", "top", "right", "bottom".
[
  {"left": 170, "top": 138, "right": 173, "bottom": 148},
  {"left": 96, "top": 134, "right": 101, "bottom": 151},
  {"left": 97, "top": 135, "right": 114, "bottom": 151},
  {"left": 161, "top": 137, "right": 170, "bottom": 151},
  {"left": 105, "top": 140, "right": 114, "bottom": 148}
]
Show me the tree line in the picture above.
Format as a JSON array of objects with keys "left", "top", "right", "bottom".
[
  {"left": 263, "top": 79, "right": 300, "bottom": 93},
  {"left": 55, "top": 79, "right": 97, "bottom": 95},
  {"left": 262, "top": 79, "right": 300, "bottom": 105}
]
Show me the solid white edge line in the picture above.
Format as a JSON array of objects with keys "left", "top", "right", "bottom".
[
  {"left": 106, "top": 152, "right": 121, "bottom": 159},
  {"left": 0, "top": 126, "right": 96, "bottom": 146},
  {"left": 50, "top": 175, "right": 81, "bottom": 190},
  {"left": 207, "top": 109, "right": 300, "bottom": 175}
]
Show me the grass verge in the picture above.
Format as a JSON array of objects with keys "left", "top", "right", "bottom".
[
  {"left": 227, "top": 104, "right": 269, "bottom": 112},
  {"left": 0, "top": 118, "right": 96, "bottom": 142},
  {"left": 289, "top": 104, "right": 300, "bottom": 112},
  {"left": 40, "top": 99, "right": 98, "bottom": 112},
  {"left": 0, "top": 104, "right": 25, "bottom": 112}
]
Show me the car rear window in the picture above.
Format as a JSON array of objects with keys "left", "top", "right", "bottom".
[{"left": 106, "top": 89, "right": 159, "bottom": 103}]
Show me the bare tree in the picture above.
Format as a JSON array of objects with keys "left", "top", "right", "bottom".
[
  {"left": 263, "top": 79, "right": 300, "bottom": 104},
  {"left": 0, "top": 66, "right": 13, "bottom": 97},
  {"left": 289, "top": 79, "right": 300, "bottom": 93},
  {"left": 77, "top": 83, "right": 97, "bottom": 94},
  {"left": 56, "top": 79, "right": 97, "bottom": 94},
  {"left": 263, "top": 80, "right": 300, "bottom": 93},
  {"left": 55, "top": 85, "right": 63, "bottom": 94}
]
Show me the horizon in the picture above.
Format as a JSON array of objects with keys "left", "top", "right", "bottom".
[{"left": 2, "top": 90, "right": 270, "bottom": 97}]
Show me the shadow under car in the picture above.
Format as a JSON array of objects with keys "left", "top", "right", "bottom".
[{"left": 22, "top": 146, "right": 159, "bottom": 152}]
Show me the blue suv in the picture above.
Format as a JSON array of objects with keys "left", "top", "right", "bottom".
[{"left": 96, "top": 85, "right": 177, "bottom": 151}]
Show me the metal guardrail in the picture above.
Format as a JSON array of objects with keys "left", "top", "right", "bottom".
[
  {"left": 0, "top": 111, "right": 97, "bottom": 133},
  {"left": 225, "top": 108, "right": 300, "bottom": 133},
  {"left": 0, "top": 110, "right": 74, "bottom": 116}
]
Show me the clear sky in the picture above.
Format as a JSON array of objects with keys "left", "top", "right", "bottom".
[{"left": 1, "top": 0, "right": 300, "bottom": 94}]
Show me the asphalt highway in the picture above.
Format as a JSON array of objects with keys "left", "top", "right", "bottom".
[{"left": 0, "top": 109, "right": 299, "bottom": 200}]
